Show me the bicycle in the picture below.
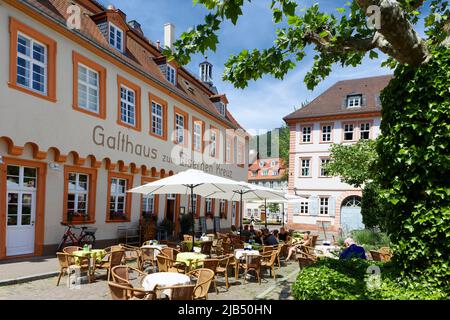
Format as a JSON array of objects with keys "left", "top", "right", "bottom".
[{"left": 57, "top": 223, "right": 97, "bottom": 252}]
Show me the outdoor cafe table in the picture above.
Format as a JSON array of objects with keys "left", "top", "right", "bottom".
[
  {"left": 176, "top": 252, "right": 207, "bottom": 269},
  {"left": 314, "top": 245, "right": 340, "bottom": 259},
  {"left": 142, "top": 272, "right": 191, "bottom": 298},
  {"left": 141, "top": 244, "right": 168, "bottom": 258},
  {"left": 72, "top": 249, "right": 106, "bottom": 264},
  {"left": 234, "top": 249, "right": 260, "bottom": 260}
]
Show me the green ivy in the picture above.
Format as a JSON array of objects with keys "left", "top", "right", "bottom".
[
  {"left": 292, "top": 259, "right": 449, "bottom": 300},
  {"left": 377, "top": 47, "right": 450, "bottom": 285}
]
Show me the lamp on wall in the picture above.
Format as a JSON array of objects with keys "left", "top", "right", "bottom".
[{"left": 49, "top": 162, "right": 60, "bottom": 171}]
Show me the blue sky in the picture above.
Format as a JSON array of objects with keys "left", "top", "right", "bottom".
[{"left": 102, "top": 0, "right": 397, "bottom": 131}]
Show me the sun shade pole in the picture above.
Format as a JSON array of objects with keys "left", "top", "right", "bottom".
[
  {"left": 240, "top": 191, "right": 244, "bottom": 238},
  {"left": 190, "top": 185, "right": 195, "bottom": 252},
  {"left": 265, "top": 198, "right": 268, "bottom": 229}
]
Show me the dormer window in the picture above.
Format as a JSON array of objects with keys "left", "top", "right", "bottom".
[
  {"left": 259, "top": 161, "right": 265, "bottom": 167},
  {"left": 347, "top": 94, "right": 362, "bottom": 108},
  {"left": 109, "top": 23, "right": 124, "bottom": 52},
  {"left": 218, "top": 102, "right": 226, "bottom": 117},
  {"left": 167, "top": 65, "right": 176, "bottom": 85}
]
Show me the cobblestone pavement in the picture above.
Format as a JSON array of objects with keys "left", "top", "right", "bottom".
[{"left": 0, "top": 260, "right": 300, "bottom": 300}]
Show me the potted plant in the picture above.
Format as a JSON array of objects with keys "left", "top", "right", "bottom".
[
  {"left": 110, "top": 212, "right": 127, "bottom": 221},
  {"left": 158, "top": 218, "right": 175, "bottom": 239},
  {"left": 68, "top": 212, "right": 87, "bottom": 223},
  {"left": 141, "top": 214, "right": 158, "bottom": 241}
]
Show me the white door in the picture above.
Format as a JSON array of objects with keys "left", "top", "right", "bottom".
[
  {"left": 340, "top": 196, "right": 364, "bottom": 235},
  {"left": 6, "top": 165, "right": 37, "bottom": 256}
]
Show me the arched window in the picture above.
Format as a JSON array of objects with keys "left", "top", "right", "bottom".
[{"left": 342, "top": 196, "right": 362, "bottom": 207}]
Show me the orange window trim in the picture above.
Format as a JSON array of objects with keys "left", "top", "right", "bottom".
[
  {"left": 62, "top": 165, "right": 98, "bottom": 225},
  {"left": 140, "top": 177, "right": 159, "bottom": 217},
  {"left": 210, "top": 125, "right": 220, "bottom": 159},
  {"left": 173, "top": 106, "right": 189, "bottom": 148},
  {"left": 8, "top": 17, "right": 57, "bottom": 103},
  {"left": 117, "top": 75, "right": 142, "bottom": 132},
  {"left": 0, "top": 157, "right": 47, "bottom": 260},
  {"left": 149, "top": 93, "right": 168, "bottom": 141},
  {"left": 192, "top": 116, "right": 205, "bottom": 153},
  {"left": 234, "top": 201, "right": 240, "bottom": 227},
  {"left": 106, "top": 171, "right": 134, "bottom": 223},
  {"left": 72, "top": 51, "right": 107, "bottom": 119}
]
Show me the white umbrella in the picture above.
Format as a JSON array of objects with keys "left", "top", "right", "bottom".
[
  {"left": 206, "top": 182, "right": 287, "bottom": 231},
  {"left": 128, "top": 169, "right": 251, "bottom": 250}
]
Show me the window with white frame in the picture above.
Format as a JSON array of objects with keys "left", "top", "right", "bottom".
[
  {"left": 175, "top": 113, "right": 185, "bottom": 144},
  {"left": 67, "top": 173, "right": 89, "bottom": 216},
  {"left": 247, "top": 209, "right": 252, "bottom": 217},
  {"left": 301, "top": 159, "right": 311, "bottom": 177},
  {"left": 322, "top": 125, "right": 332, "bottom": 142},
  {"left": 253, "top": 209, "right": 258, "bottom": 216},
  {"left": 259, "top": 160, "right": 265, "bottom": 167},
  {"left": 237, "top": 143, "right": 244, "bottom": 165},
  {"left": 272, "top": 169, "right": 279, "bottom": 176},
  {"left": 193, "top": 121, "right": 202, "bottom": 151},
  {"left": 190, "top": 195, "right": 198, "bottom": 214},
  {"left": 120, "top": 85, "right": 136, "bottom": 126},
  {"left": 347, "top": 94, "right": 362, "bottom": 108},
  {"left": 344, "top": 124, "right": 354, "bottom": 141},
  {"left": 166, "top": 65, "right": 176, "bottom": 85},
  {"left": 16, "top": 33, "right": 47, "bottom": 94},
  {"left": 320, "top": 158, "right": 331, "bottom": 177},
  {"left": 205, "top": 198, "right": 213, "bottom": 214},
  {"left": 151, "top": 101, "right": 164, "bottom": 137},
  {"left": 360, "top": 123, "right": 371, "bottom": 140},
  {"left": 109, "top": 23, "right": 123, "bottom": 52},
  {"left": 302, "top": 126, "right": 312, "bottom": 143},
  {"left": 270, "top": 160, "right": 277, "bottom": 166},
  {"left": 261, "top": 169, "right": 269, "bottom": 176},
  {"left": 77, "top": 64, "right": 99, "bottom": 113},
  {"left": 319, "top": 197, "right": 329, "bottom": 215},
  {"left": 300, "top": 200, "right": 309, "bottom": 214},
  {"left": 219, "top": 199, "right": 226, "bottom": 216},
  {"left": 210, "top": 130, "right": 217, "bottom": 157},
  {"left": 218, "top": 102, "right": 226, "bottom": 116},
  {"left": 226, "top": 139, "right": 232, "bottom": 162},
  {"left": 142, "top": 194, "right": 155, "bottom": 216},
  {"left": 110, "top": 178, "right": 127, "bottom": 215}
]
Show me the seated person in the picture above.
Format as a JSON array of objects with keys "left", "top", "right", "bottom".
[
  {"left": 241, "top": 225, "right": 252, "bottom": 238},
  {"left": 253, "top": 230, "right": 264, "bottom": 244},
  {"left": 286, "top": 232, "right": 311, "bottom": 261},
  {"left": 249, "top": 225, "right": 257, "bottom": 237},
  {"left": 230, "top": 225, "right": 238, "bottom": 235},
  {"left": 278, "top": 227, "right": 290, "bottom": 242},
  {"left": 272, "top": 229, "right": 279, "bottom": 240},
  {"left": 339, "top": 238, "right": 367, "bottom": 260},
  {"left": 262, "top": 228, "right": 279, "bottom": 246}
]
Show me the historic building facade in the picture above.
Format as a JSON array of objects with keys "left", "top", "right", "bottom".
[
  {"left": 0, "top": 0, "right": 248, "bottom": 259},
  {"left": 283, "top": 75, "right": 392, "bottom": 236}
]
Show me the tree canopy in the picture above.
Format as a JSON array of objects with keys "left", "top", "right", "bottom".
[{"left": 167, "top": 0, "right": 450, "bottom": 90}]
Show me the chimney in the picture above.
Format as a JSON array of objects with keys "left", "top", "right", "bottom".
[{"left": 164, "top": 23, "right": 175, "bottom": 50}]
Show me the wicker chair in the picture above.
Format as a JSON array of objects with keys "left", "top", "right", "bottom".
[
  {"left": 95, "top": 249, "right": 125, "bottom": 281},
  {"left": 118, "top": 244, "right": 141, "bottom": 268},
  {"left": 180, "top": 242, "right": 190, "bottom": 252},
  {"left": 155, "top": 284, "right": 195, "bottom": 300},
  {"left": 156, "top": 254, "right": 187, "bottom": 273},
  {"left": 222, "top": 242, "right": 234, "bottom": 255},
  {"left": 370, "top": 250, "right": 392, "bottom": 262},
  {"left": 188, "top": 268, "right": 215, "bottom": 300},
  {"left": 201, "top": 259, "right": 220, "bottom": 294},
  {"left": 111, "top": 265, "right": 148, "bottom": 285},
  {"left": 108, "top": 281, "right": 157, "bottom": 300},
  {"left": 241, "top": 255, "right": 261, "bottom": 284},
  {"left": 215, "top": 254, "right": 232, "bottom": 289},
  {"left": 200, "top": 241, "right": 213, "bottom": 257},
  {"left": 261, "top": 250, "right": 278, "bottom": 280},
  {"left": 161, "top": 247, "right": 180, "bottom": 260},
  {"left": 139, "top": 247, "right": 161, "bottom": 272},
  {"left": 56, "top": 252, "right": 90, "bottom": 286},
  {"left": 62, "top": 246, "right": 82, "bottom": 255},
  {"left": 166, "top": 241, "right": 179, "bottom": 249},
  {"left": 298, "top": 256, "right": 316, "bottom": 269},
  {"left": 310, "top": 235, "right": 319, "bottom": 247}
]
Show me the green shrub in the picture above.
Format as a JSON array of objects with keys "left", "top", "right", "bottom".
[
  {"left": 352, "top": 230, "right": 391, "bottom": 251},
  {"left": 292, "top": 259, "right": 449, "bottom": 300}
]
